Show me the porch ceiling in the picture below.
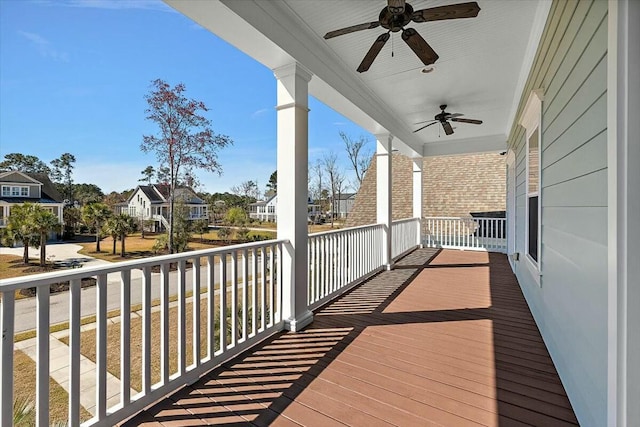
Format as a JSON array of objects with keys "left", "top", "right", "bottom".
[{"left": 165, "top": 0, "right": 550, "bottom": 157}]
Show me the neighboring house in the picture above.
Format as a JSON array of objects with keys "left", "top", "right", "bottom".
[
  {"left": 346, "top": 152, "right": 506, "bottom": 227},
  {"left": 249, "top": 194, "right": 321, "bottom": 223},
  {"left": 331, "top": 192, "right": 356, "bottom": 219},
  {"left": 248, "top": 194, "right": 277, "bottom": 222},
  {"left": 116, "top": 184, "right": 207, "bottom": 231},
  {"left": 0, "top": 171, "right": 64, "bottom": 238}
]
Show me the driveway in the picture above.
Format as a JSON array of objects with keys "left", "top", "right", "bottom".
[{"left": 0, "top": 242, "right": 109, "bottom": 268}]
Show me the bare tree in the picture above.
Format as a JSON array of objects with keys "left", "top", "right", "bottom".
[
  {"left": 230, "top": 180, "right": 261, "bottom": 201},
  {"left": 340, "top": 131, "right": 372, "bottom": 189},
  {"left": 141, "top": 79, "right": 232, "bottom": 253},
  {"left": 321, "top": 152, "right": 346, "bottom": 228}
]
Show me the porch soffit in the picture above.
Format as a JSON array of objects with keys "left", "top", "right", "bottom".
[{"left": 165, "top": 0, "right": 550, "bottom": 158}]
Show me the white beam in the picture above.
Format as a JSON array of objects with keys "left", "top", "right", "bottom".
[
  {"left": 376, "top": 134, "right": 393, "bottom": 269},
  {"left": 412, "top": 158, "right": 423, "bottom": 247},
  {"left": 275, "top": 62, "right": 313, "bottom": 332},
  {"left": 607, "top": 1, "right": 640, "bottom": 425},
  {"left": 422, "top": 134, "right": 507, "bottom": 157}
]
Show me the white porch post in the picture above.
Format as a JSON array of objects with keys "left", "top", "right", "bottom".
[
  {"left": 376, "top": 134, "right": 393, "bottom": 269},
  {"left": 607, "top": 0, "right": 639, "bottom": 425},
  {"left": 412, "top": 158, "right": 423, "bottom": 247},
  {"left": 274, "top": 62, "right": 314, "bottom": 332}
]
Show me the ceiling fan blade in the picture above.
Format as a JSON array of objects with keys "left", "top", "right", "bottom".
[
  {"left": 387, "top": 0, "right": 406, "bottom": 15},
  {"left": 412, "top": 2, "right": 481, "bottom": 23},
  {"left": 442, "top": 121, "right": 454, "bottom": 135},
  {"left": 414, "top": 119, "right": 437, "bottom": 125},
  {"left": 446, "top": 113, "right": 464, "bottom": 118},
  {"left": 451, "top": 117, "right": 483, "bottom": 124},
  {"left": 357, "top": 32, "right": 390, "bottom": 72},
  {"left": 401, "top": 28, "right": 439, "bottom": 65},
  {"left": 414, "top": 121, "right": 438, "bottom": 133},
  {"left": 324, "top": 21, "right": 381, "bottom": 39}
]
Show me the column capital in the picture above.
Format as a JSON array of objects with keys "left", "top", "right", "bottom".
[{"left": 273, "top": 62, "right": 313, "bottom": 82}]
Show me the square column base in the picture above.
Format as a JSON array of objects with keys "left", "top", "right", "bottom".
[{"left": 284, "top": 310, "right": 314, "bottom": 332}]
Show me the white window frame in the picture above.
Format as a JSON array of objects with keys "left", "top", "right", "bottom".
[
  {"left": 519, "top": 89, "right": 543, "bottom": 284},
  {"left": 2, "top": 185, "right": 29, "bottom": 197}
]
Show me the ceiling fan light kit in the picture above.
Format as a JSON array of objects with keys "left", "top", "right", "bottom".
[{"left": 324, "top": 0, "right": 480, "bottom": 73}]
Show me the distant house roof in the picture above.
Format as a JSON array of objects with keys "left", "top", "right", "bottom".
[
  {"left": 128, "top": 184, "right": 205, "bottom": 205},
  {"left": 336, "top": 192, "right": 356, "bottom": 200},
  {"left": 0, "top": 171, "right": 63, "bottom": 204},
  {"left": 139, "top": 185, "right": 164, "bottom": 203},
  {"left": 25, "top": 173, "right": 64, "bottom": 202}
]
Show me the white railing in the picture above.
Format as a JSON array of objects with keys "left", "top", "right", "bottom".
[
  {"left": 391, "top": 218, "right": 421, "bottom": 260},
  {"left": 0, "top": 239, "right": 285, "bottom": 427},
  {"left": 423, "top": 216, "right": 507, "bottom": 253},
  {"left": 307, "top": 224, "right": 384, "bottom": 310}
]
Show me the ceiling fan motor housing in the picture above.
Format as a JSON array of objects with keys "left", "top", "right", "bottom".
[{"left": 379, "top": 3, "right": 414, "bottom": 32}]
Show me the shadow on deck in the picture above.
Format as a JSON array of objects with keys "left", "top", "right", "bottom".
[{"left": 124, "top": 248, "right": 577, "bottom": 426}]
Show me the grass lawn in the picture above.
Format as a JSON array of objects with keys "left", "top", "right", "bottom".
[
  {"left": 0, "top": 254, "right": 48, "bottom": 280},
  {"left": 13, "top": 350, "right": 92, "bottom": 425},
  {"left": 78, "top": 231, "right": 277, "bottom": 262}
]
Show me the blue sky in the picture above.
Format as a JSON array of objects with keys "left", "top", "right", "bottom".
[{"left": 0, "top": 0, "right": 371, "bottom": 195}]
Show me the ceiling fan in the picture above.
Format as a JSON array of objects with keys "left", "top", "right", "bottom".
[
  {"left": 323, "top": 0, "right": 481, "bottom": 72},
  {"left": 414, "top": 104, "right": 483, "bottom": 135}
]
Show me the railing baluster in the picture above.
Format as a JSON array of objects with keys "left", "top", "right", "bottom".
[
  {"left": 142, "top": 266, "right": 151, "bottom": 396},
  {"left": 260, "top": 247, "right": 267, "bottom": 332},
  {"left": 230, "top": 252, "right": 237, "bottom": 347},
  {"left": 207, "top": 256, "right": 216, "bottom": 357},
  {"left": 278, "top": 242, "right": 283, "bottom": 322},
  {"left": 219, "top": 253, "right": 227, "bottom": 351},
  {"left": 242, "top": 250, "right": 248, "bottom": 342},
  {"left": 120, "top": 270, "right": 132, "bottom": 405},
  {"left": 96, "top": 273, "right": 108, "bottom": 420},
  {"left": 192, "top": 257, "right": 201, "bottom": 365},
  {"left": 178, "top": 260, "right": 186, "bottom": 375},
  {"left": 36, "top": 284, "right": 50, "bottom": 427},
  {"left": 68, "top": 279, "right": 81, "bottom": 426},
  {"left": 160, "top": 263, "right": 170, "bottom": 384},
  {"left": 269, "top": 244, "right": 275, "bottom": 326},
  {"left": 0, "top": 291, "right": 15, "bottom": 426},
  {"left": 251, "top": 248, "right": 257, "bottom": 337}
]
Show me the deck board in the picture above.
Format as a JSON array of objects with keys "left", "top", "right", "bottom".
[{"left": 124, "top": 249, "right": 578, "bottom": 426}]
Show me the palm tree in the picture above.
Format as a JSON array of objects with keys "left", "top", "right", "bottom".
[
  {"left": 82, "top": 203, "right": 111, "bottom": 252},
  {"left": 114, "top": 213, "right": 135, "bottom": 257},
  {"left": 31, "top": 206, "right": 60, "bottom": 266},
  {"left": 2, "top": 203, "right": 38, "bottom": 264},
  {"left": 103, "top": 216, "right": 119, "bottom": 255}
]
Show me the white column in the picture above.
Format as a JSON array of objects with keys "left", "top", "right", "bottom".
[
  {"left": 376, "top": 134, "right": 393, "bottom": 269},
  {"left": 274, "top": 62, "right": 313, "bottom": 332},
  {"left": 412, "top": 158, "right": 423, "bottom": 247},
  {"left": 607, "top": 1, "right": 639, "bottom": 425}
]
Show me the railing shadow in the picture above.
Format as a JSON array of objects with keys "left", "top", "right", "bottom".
[{"left": 127, "top": 248, "right": 577, "bottom": 426}]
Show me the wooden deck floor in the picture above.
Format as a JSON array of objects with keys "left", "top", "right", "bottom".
[{"left": 125, "top": 249, "right": 578, "bottom": 426}]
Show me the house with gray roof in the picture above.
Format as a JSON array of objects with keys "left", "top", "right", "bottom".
[
  {"left": 0, "top": 171, "right": 65, "bottom": 238},
  {"left": 116, "top": 183, "right": 208, "bottom": 231}
]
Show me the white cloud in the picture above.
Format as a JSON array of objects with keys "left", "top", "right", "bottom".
[
  {"left": 18, "top": 31, "right": 69, "bottom": 62},
  {"left": 250, "top": 108, "right": 271, "bottom": 120}
]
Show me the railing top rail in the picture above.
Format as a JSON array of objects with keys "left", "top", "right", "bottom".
[
  {"left": 308, "top": 222, "right": 383, "bottom": 238},
  {"left": 392, "top": 217, "right": 420, "bottom": 225},
  {"left": 424, "top": 216, "right": 506, "bottom": 220},
  {"left": 0, "top": 238, "right": 289, "bottom": 291}
]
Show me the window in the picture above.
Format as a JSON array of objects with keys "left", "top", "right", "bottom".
[
  {"left": 2, "top": 186, "right": 29, "bottom": 197},
  {"left": 527, "top": 128, "right": 539, "bottom": 262},
  {"left": 519, "top": 89, "right": 543, "bottom": 272}
]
